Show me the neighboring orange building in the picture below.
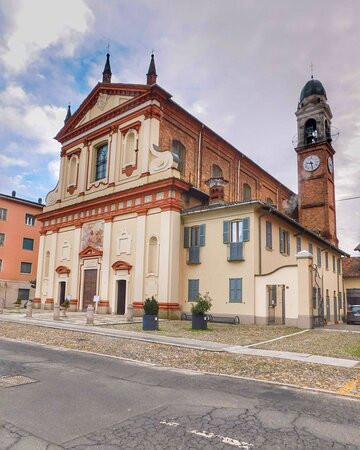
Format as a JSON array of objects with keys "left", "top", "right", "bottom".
[{"left": 0, "top": 192, "right": 43, "bottom": 306}]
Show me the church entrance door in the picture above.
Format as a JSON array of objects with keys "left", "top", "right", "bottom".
[
  {"left": 116, "top": 280, "right": 126, "bottom": 315},
  {"left": 83, "top": 269, "right": 97, "bottom": 311}
]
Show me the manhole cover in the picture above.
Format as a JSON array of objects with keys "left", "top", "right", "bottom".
[{"left": 0, "top": 375, "right": 37, "bottom": 388}]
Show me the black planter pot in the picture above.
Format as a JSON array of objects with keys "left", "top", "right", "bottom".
[
  {"left": 143, "top": 314, "right": 159, "bottom": 330},
  {"left": 192, "top": 313, "right": 207, "bottom": 330}
]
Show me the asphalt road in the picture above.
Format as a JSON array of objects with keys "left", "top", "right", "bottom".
[{"left": 0, "top": 338, "right": 359, "bottom": 449}]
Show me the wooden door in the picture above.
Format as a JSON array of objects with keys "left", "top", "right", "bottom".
[
  {"left": 117, "top": 280, "right": 126, "bottom": 315},
  {"left": 83, "top": 269, "right": 97, "bottom": 311},
  {"left": 59, "top": 282, "right": 66, "bottom": 305}
]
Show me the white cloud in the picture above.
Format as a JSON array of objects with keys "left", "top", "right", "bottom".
[
  {"left": 0, "top": 154, "right": 27, "bottom": 167},
  {"left": 0, "top": 83, "right": 64, "bottom": 155},
  {"left": 48, "top": 160, "right": 60, "bottom": 180},
  {"left": 0, "top": 0, "right": 94, "bottom": 72}
]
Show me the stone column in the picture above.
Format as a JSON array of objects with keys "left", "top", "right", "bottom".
[
  {"left": 45, "top": 231, "right": 58, "bottom": 310},
  {"left": 134, "top": 214, "right": 146, "bottom": 302},
  {"left": 297, "top": 250, "right": 314, "bottom": 329},
  {"left": 99, "top": 220, "right": 112, "bottom": 313},
  {"left": 33, "top": 234, "right": 45, "bottom": 307},
  {"left": 70, "top": 226, "right": 81, "bottom": 311},
  {"left": 158, "top": 210, "right": 180, "bottom": 318}
]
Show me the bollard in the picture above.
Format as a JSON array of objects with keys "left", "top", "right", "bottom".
[
  {"left": 86, "top": 304, "right": 94, "bottom": 325},
  {"left": 0, "top": 297, "right": 5, "bottom": 314},
  {"left": 126, "top": 304, "right": 134, "bottom": 323},
  {"left": 26, "top": 301, "right": 32, "bottom": 318},
  {"left": 53, "top": 304, "right": 60, "bottom": 321}
]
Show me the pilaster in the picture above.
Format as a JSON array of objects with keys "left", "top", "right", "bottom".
[
  {"left": 297, "top": 250, "right": 313, "bottom": 329},
  {"left": 46, "top": 231, "right": 58, "bottom": 305},
  {"left": 70, "top": 227, "right": 81, "bottom": 308},
  {"left": 35, "top": 235, "right": 45, "bottom": 298},
  {"left": 99, "top": 220, "right": 112, "bottom": 310},
  {"left": 134, "top": 214, "right": 146, "bottom": 301}
]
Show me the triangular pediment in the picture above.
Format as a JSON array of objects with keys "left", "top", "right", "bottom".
[
  {"left": 79, "top": 245, "right": 103, "bottom": 258},
  {"left": 56, "top": 83, "right": 150, "bottom": 143}
]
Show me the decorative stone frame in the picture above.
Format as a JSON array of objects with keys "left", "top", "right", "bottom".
[{"left": 121, "top": 124, "right": 140, "bottom": 177}]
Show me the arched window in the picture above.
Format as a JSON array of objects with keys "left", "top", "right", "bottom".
[
  {"left": 212, "top": 164, "right": 223, "bottom": 178},
  {"left": 124, "top": 131, "right": 136, "bottom": 166},
  {"left": 172, "top": 140, "right": 185, "bottom": 175},
  {"left": 304, "top": 118, "right": 317, "bottom": 145},
  {"left": 95, "top": 144, "right": 108, "bottom": 180},
  {"left": 243, "top": 183, "right": 251, "bottom": 202},
  {"left": 68, "top": 156, "right": 77, "bottom": 186},
  {"left": 44, "top": 251, "right": 50, "bottom": 278},
  {"left": 266, "top": 198, "right": 273, "bottom": 205},
  {"left": 148, "top": 236, "right": 158, "bottom": 274}
]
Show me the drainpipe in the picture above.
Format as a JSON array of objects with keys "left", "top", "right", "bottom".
[{"left": 196, "top": 125, "right": 204, "bottom": 188}]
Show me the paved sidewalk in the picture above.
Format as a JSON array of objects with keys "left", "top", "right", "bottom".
[{"left": 0, "top": 314, "right": 359, "bottom": 369}]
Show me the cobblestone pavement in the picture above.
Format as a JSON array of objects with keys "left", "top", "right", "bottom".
[{"left": 1, "top": 339, "right": 360, "bottom": 449}]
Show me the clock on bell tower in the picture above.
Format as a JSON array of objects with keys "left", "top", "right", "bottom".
[{"left": 295, "top": 76, "right": 338, "bottom": 246}]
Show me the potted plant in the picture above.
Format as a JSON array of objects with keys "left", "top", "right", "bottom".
[
  {"left": 191, "top": 293, "right": 212, "bottom": 330},
  {"left": 60, "top": 299, "right": 70, "bottom": 317},
  {"left": 143, "top": 297, "right": 159, "bottom": 331}
]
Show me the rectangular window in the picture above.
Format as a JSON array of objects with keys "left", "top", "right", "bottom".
[
  {"left": 308, "top": 243, "right": 313, "bottom": 254},
  {"left": 18, "top": 288, "right": 30, "bottom": 301},
  {"left": 337, "top": 258, "right": 341, "bottom": 274},
  {"left": 229, "top": 278, "right": 242, "bottom": 303},
  {"left": 296, "top": 236, "right": 301, "bottom": 253},
  {"left": 184, "top": 225, "right": 205, "bottom": 264},
  {"left": 20, "top": 262, "right": 32, "bottom": 274},
  {"left": 266, "top": 221, "right": 272, "bottom": 249},
  {"left": 25, "top": 214, "right": 35, "bottom": 226},
  {"left": 279, "top": 228, "right": 290, "bottom": 255},
  {"left": 0, "top": 233, "right": 4, "bottom": 246},
  {"left": 223, "top": 218, "right": 250, "bottom": 244},
  {"left": 0, "top": 259, "right": 2, "bottom": 272},
  {"left": 188, "top": 279, "right": 199, "bottom": 301},
  {"left": 325, "top": 252, "right": 329, "bottom": 270},
  {"left": 317, "top": 248, "right": 322, "bottom": 267},
  {"left": 0, "top": 208, "right": 7, "bottom": 221},
  {"left": 23, "top": 238, "right": 34, "bottom": 250},
  {"left": 332, "top": 255, "right": 336, "bottom": 272}
]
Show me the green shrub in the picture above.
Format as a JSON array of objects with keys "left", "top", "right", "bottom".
[
  {"left": 191, "top": 293, "right": 212, "bottom": 315},
  {"left": 62, "top": 300, "right": 70, "bottom": 309},
  {"left": 143, "top": 296, "right": 159, "bottom": 315}
]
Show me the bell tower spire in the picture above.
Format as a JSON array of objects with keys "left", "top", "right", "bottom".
[
  {"left": 64, "top": 103, "right": 71, "bottom": 124},
  {"left": 102, "top": 52, "right": 112, "bottom": 83},
  {"left": 146, "top": 53, "right": 157, "bottom": 85},
  {"left": 295, "top": 76, "right": 338, "bottom": 246}
]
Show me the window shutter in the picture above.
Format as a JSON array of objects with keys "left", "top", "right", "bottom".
[
  {"left": 237, "top": 278, "right": 242, "bottom": 302},
  {"left": 286, "top": 232, "right": 290, "bottom": 255},
  {"left": 184, "top": 227, "right": 190, "bottom": 248},
  {"left": 199, "top": 224, "right": 206, "bottom": 247},
  {"left": 223, "top": 221, "right": 230, "bottom": 244},
  {"left": 242, "top": 217, "right": 250, "bottom": 241},
  {"left": 194, "top": 279, "right": 199, "bottom": 299},
  {"left": 279, "top": 228, "right": 284, "bottom": 253},
  {"left": 266, "top": 221, "right": 272, "bottom": 248},
  {"left": 229, "top": 279, "right": 235, "bottom": 301}
]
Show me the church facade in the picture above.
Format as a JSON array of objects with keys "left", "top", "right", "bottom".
[{"left": 34, "top": 54, "right": 347, "bottom": 327}]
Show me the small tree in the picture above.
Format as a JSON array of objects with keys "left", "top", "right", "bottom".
[
  {"left": 191, "top": 292, "right": 212, "bottom": 316},
  {"left": 143, "top": 296, "right": 159, "bottom": 315}
]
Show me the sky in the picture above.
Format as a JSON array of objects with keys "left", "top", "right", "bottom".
[{"left": 0, "top": 0, "right": 359, "bottom": 255}]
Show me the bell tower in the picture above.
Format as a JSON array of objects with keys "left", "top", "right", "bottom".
[{"left": 295, "top": 77, "right": 338, "bottom": 246}]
